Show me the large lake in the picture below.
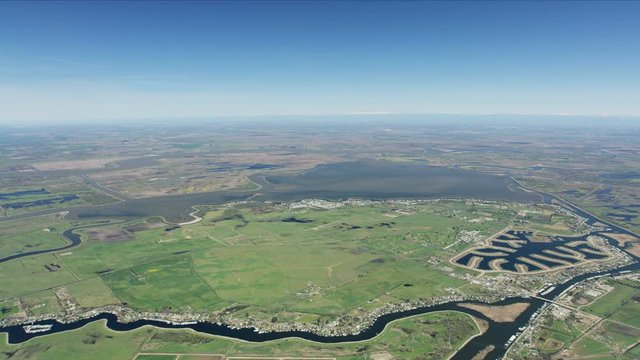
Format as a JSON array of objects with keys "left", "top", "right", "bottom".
[
  {"left": 64, "top": 160, "right": 539, "bottom": 222},
  {"left": 258, "top": 160, "right": 538, "bottom": 202}
]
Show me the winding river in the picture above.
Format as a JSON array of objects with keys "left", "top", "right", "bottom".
[
  {"left": 0, "top": 221, "right": 119, "bottom": 263},
  {"left": 1, "top": 258, "right": 638, "bottom": 359}
]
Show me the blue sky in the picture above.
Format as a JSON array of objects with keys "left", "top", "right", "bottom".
[{"left": 1, "top": 1, "right": 639, "bottom": 123}]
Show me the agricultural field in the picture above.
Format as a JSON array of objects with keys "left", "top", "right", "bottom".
[
  {"left": 583, "top": 279, "right": 640, "bottom": 329},
  {"left": 3, "top": 200, "right": 513, "bottom": 318},
  {"left": 0, "top": 197, "right": 604, "bottom": 360},
  {"left": 2, "top": 200, "right": 584, "bottom": 319},
  {"left": 1, "top": 8, "right": 640, "bottom": 358},
  {"left": 510, "top": 276, "right": 640, "bottom": 359},
  {"left": 0, "top": 252, "right": 78, "bottom": 299},
  {"left": 0, "top": 213, "right": 70, "bottom": 258},
  {"left": 0, "top": 311, "right": 479, "bottom": 360},
  {"left": 1, "top": 124, "right": 637, "bottom": 359},
  {"left": 0, "top": 181, "right": 118, "bottom": 217}
]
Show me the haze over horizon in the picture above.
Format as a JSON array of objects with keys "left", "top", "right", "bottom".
[{"left": 1, "top": 1, "right": 639, "bottom": 124}]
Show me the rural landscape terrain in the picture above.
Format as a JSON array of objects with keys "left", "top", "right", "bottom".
[
  {"left": 2, "top": 0, "right": 639, "bottom": 358},
  {"left": 1, "top": 117, "right": 639, "bottom": 359}
]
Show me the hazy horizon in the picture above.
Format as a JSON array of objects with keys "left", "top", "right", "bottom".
[
  {"left": 1, "top": 1, "right": 639, "bottom": 124},
  {"left": 2, "top": 112, "right": 640, "bottom": 129}
]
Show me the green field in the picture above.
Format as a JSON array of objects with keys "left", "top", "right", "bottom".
[
  {"left": 43, "top": 201, "right": 523, "bottom": 316},
  {"left": 571, "top": 335, "right": 610, "bottom": 357},
  {"left": 0, "top": 214, "right": 69, "bottom": 258},
  {"left": 0, "top": 200, "right": 586, "bottom": 320},
  {"left": 595, "top": 321, "right": 640, "bottom": 353},
  {"left": 584, "top": 279, "right": 640, "bottom": 328},
  {"left": 102, "top": 254, "right": 224, "bottom": 312},
  {"left": 0, "top": 253, "right": 78, "bottom": 299},
  {"left": 0, "top": 200, "right": 587, "bottom": 359},
  {"left": 0, "top": 311, "right": 479, "bottom": 360},
  {"left": 511, "top": 276, "right": 640, "bottom": 360}
]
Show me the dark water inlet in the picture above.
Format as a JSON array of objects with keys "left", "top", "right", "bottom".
[
  {"left": 456, "top": 229, "right": 608, "bottom": 273},
  {"left": 0, "top": 189, "right": 50, "bottom": 200},
  {"left": 0, "top": 228, "right": 80, "bottom": 263},
  {"left": 1, "top": 194, "right": 79, "bottom": 210}
]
